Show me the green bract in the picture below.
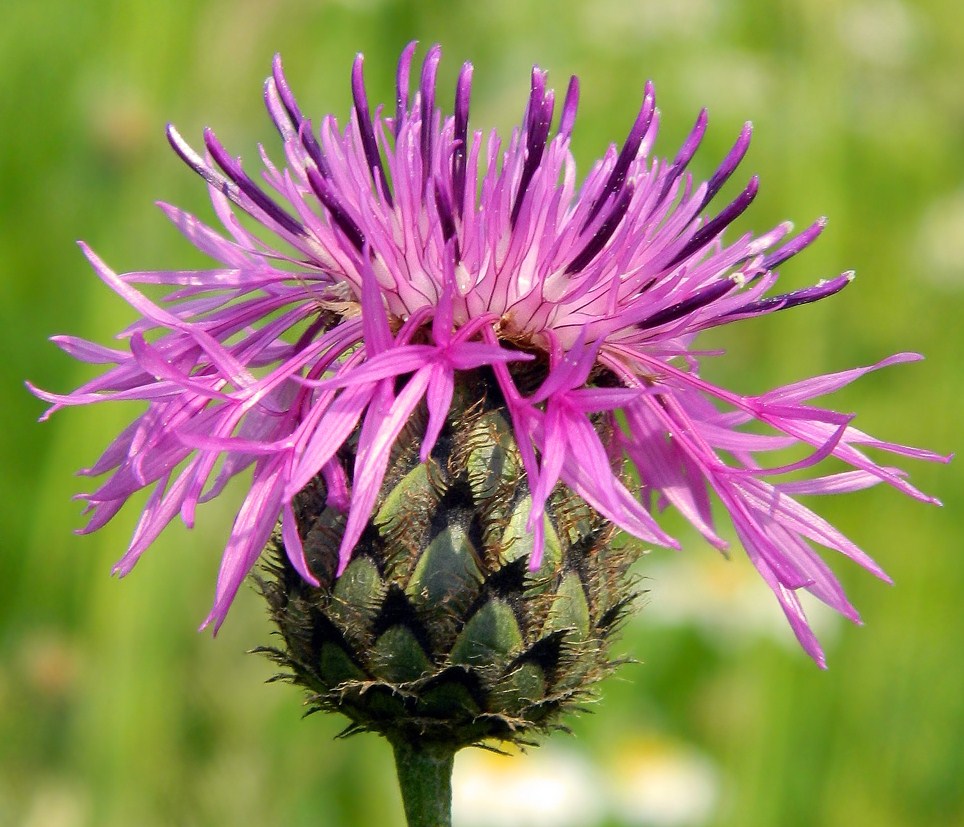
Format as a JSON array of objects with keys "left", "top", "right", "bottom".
[{"left": 259, "top": 374, "right": 641, "bottom": 750}]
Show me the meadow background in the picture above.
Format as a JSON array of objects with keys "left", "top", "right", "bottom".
[{"left": 2, "top": 0, "right": 961, "bottom": 825}]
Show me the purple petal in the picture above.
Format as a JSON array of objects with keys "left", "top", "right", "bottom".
[
  {"left": 336, "top": 368, "right": 433, "bottom": 573},
  {"left": 201, "top": 455, "right": 287, "bottom": 633}
]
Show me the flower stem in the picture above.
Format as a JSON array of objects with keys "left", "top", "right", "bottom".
[{"left": 390, "top": 737, "right": 456, "bottom": 827}]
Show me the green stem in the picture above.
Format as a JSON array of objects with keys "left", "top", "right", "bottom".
[{"left": 390, "top": 737, "right": 456, "bottom": 827}]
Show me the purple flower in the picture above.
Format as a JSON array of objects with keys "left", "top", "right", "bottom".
[{"left": 33, "top": 43, "right": 948, "bottom": 666}]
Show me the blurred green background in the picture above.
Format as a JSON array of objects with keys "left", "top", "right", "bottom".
[{"left": 2, "top": 0, "right": 961, "bottom": 825}]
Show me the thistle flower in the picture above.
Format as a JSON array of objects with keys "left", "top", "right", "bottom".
[{"left": 34, "top": 42, "right": 945, "bottom": 678}]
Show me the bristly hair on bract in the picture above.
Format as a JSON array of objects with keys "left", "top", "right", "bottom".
[{"left": 31, "top": 42, "right": 949, "bottom": 668}]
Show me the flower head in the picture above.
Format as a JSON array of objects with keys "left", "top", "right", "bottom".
[{"left": 33, "top": 43, "right": 947, "bottom": 666}]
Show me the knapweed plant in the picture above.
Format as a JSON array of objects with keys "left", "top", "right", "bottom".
[{"left": 33, "top": 43, "right": 946, "bottom": 826}]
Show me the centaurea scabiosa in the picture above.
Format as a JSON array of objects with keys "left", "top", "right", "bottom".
[{"left": 33, "top": 41, "right": 947, "bottom": 825}]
